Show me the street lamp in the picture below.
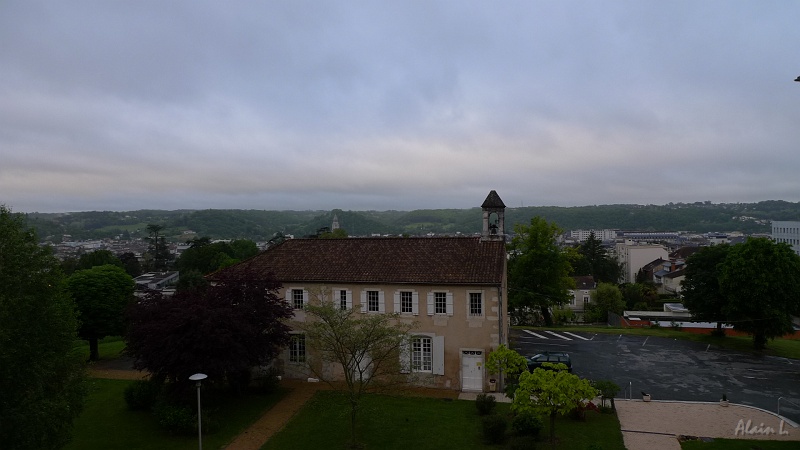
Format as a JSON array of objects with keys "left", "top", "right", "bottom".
[{"left": 189, "top": 373, "right": 208, "bottom": 450}]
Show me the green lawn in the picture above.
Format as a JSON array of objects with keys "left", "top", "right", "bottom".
[
  {"left": 523, "top": 326, "right": 800, "bottom": 360},
  {"left": 262, "top": 390, "right": 625, "bottom": 450},
  {"left": 73, "top": 336, "right": 127, "bottom": 361},
  {"left": 65, "top": 378, "right": 285, "bottom": 450},
  {"left": 681, "top": 438, "right": 800, "bottom": 449}
]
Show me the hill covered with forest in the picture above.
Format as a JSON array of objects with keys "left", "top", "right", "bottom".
[{"left": 22, "top": 200, "right": 800, "bottom": 242}]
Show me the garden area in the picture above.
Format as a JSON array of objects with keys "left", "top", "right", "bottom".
[{"left": 262, "top": 390, "right": 625, "bottom": 450}]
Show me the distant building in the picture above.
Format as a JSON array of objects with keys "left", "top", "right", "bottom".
[
  {"left": 569, "top": 229, "right": 617, "bottom": 242},
  {"left": 615, "top": 242, "right": 669, "bottom": 284},
  {"left": 771, "top": 220, "right": 800, "bottom": 256},
  {"left": 134, "top": 271, "right": 180, "bottom": 295}
]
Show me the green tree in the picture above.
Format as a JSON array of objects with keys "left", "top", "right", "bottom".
[
  {"left": 681, "top": 244, "right": 731, "bottom": 334},
  {"left": 719, "top": 238, "right": 800, "bottom": 349},
  {"left": 511, "top": 363, "right": 598, "bottom": 449},
  {"left": 76, "top": 249, "right": 123, "bottom": 271},
  {"left": 585, "top": 282, "right": 625, "bottom": 323},
  {"left": 508, "top": 217, "right": 574, "bottom": 326},
  {"left": 0, "top": 206, "right": 87, "bottom": 450},
  {"left": 118, "top": 251, "right": 143, "bottom": 277},
  {"left": 66, "top": 265, "right": 135, "bottom": 361},
  {"left": 486, "top": 344, "right": 528, "bottom": 396},
  {"left": 176, "top": 238, "right": 258, "bottom": 275},
  {"left": 300, "top": 298, "right": 416, "bottom": 448},
  {"left": 145, "top": 224, "right": 171, "bottom": 270},
  {"left": 575, "top": 233, "right": 621, "bottom": 283}
]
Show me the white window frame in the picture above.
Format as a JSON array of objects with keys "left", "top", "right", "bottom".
[
  {"left": 467, "top": 291, "right": 483, "bottom": 317},
  {"left": 427, "top": 291, "right": 453, "bottom": 316},
  {"left": 360, "top": 289, "right": 385, "bottom": 313},
  {"left": 288, "top": 288, "right": 308, "bottom": 310},
  {"left": 394, "top": 290, "right": 419, "bottom": 315},
  {"left": 289, "top": 334, "right": 306, "bottom": 363}
]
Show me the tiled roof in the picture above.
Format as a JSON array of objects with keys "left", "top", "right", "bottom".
[
  {"left": 572, "top": 275, "right": 596, "bottom": 289},
  {"left": 212, "top": 237, "right": 506, "bottom": 286}
]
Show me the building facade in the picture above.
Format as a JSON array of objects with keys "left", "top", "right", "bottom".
[
  {"left": 615, "top": 241, "right": 669, "bottom": 284},
  {"left": 215, "top": 191, "right": 508, "bottom": 392},
  {"left": 771, "top": 220, "right": 800, "bottom": 256}
]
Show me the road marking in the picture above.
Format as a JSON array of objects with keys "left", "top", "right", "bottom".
[
  {"left": 563, "top": 331, "right": 590, "bottom": 341},
  {"left": 545, "top": 330, "right": 572, "bottom": 340},
  {"left": 523, "top": 330, "right": 549, "bottom": 339}
]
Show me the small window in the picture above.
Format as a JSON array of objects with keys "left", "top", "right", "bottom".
[
  {"left": 339, "top": 290, "right": 348, "bottom": 310},
  {"left": 368, "top": 290, "right": 380, "bottom": 312},
  {"left": 401, "top": 291, "right": 413, "bottom": 314},
  {"left": 469, "top": 292, "right": 482, "bottom": 316},
  {"left": 289, "top": 334, "right": 306, "bottom": 363},
  {"left": 292, "top": 289, "right": 304, "bottom": 310},
  {"left": 434, "top": 292, "right": 447, "bottom": 314}
]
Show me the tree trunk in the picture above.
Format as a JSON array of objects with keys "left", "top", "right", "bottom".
[
  {"left": 549, "top": 412, "right": 557, "bottom": 449},
  {"left": 88, "top": 337, "right": 100, "bottom": 362},
  {"left": 541, "top": 305, "right": 553, "bottom": 327},
  {"left": 349, "top": 398, "right": 359, "bottom": 448},
  {"left": 753, "top": 331, "right": 767, "bottom": 350}
]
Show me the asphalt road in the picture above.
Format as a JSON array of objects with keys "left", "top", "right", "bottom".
[{"left": 510, "top": 328, "right": 800, "bottom": 424}]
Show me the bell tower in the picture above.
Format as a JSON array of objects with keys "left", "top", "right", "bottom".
[{"left": 481, "top": 190, "right": 506, "bottom": 241}]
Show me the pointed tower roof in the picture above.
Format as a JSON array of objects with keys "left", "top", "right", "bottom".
[{"left": 481, "top": 190, "right": 506, "bottom": 209}]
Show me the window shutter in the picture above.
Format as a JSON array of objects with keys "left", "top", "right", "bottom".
[
  {"left": 284, "top": 289, "right": 290, "bottom": 304},
  {"left": 393, "top": 292, "right": 400, "bottom": 313},
  {"left": 432, "top": 335, "right": 445, "bottom": 375},
  {"left": 360, "top": 291, "right": 367, "bottom": 313},
  {"left": 346, "top": 290, "right": 353, "bottom": 309},
  {"left": 446, "top": 292, "right": 454, "bottom": 316},
  {"left": 303, "top": 289, "right": 309, "bottom": 308},
  {"left": 412, "top": 292, "right": 419, "bottom": 316},
  {"left": 427, "top": 292, "right": 434, "bottom": 315},
  {"left": 399, "top": 338, "right": 411, "bottom": 373},
  {"left": 378, "top": 291, "right": 385, "bottom": 313}
]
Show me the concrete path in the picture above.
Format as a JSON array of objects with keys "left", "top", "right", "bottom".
[{"left": 616, "top": 399, "right": 798, "bottom": 450}]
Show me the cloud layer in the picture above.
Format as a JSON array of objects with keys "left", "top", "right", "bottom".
[{"left": 2, "top": 1, "right": 800, "bottom": 212}]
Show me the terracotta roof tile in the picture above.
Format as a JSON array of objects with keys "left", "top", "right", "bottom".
[{"left": 213, "top": 237, "right": 506, "bottom": 286}]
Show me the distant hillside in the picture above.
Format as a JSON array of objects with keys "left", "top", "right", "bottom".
[{"left": 22, "top": 200, "right": 800, "bottom": 242}]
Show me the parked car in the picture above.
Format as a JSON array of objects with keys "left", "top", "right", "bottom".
[{"left": 527, "top": 352, "right": 572, "bottom": 372}]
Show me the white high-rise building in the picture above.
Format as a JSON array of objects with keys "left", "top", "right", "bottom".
[
  {"left": 771, "top": 220, "right": 800, "bottom": 256},
  {"left": 615, "top": 242, "right": 669, "bottom": 284}
]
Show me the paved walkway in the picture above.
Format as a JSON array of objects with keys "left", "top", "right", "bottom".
[{"left": 616, "top": 399, "right": 798, "bottom": 450}]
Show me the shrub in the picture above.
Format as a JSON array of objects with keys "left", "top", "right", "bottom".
[
  {"left": 511, "top": 411, "right": 543, "bottom": 437},
  {"left": 153, "top": 400, "right": 196, "bottom": 435},
  {"left": 251, "top": 366, "right": 281, "bottom": 394},
  {"left": 508, "top": 435, "right": 538, "bottom": 450},
  {"left": 124, "top": 379, "right": 162, "bottom": 411},
  {"left": 475, "top": 393, "right": 497, "bottom": 415},
  {"left": 587, "top": 444, "right": 603, "bottom": 450},
  {"left": 481, "top": 414, "right": 508, "bottom": 444}
]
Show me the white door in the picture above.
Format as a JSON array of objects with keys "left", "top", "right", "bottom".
[{"left": 461, "top": 350, "right": 483, "bottom": 392}]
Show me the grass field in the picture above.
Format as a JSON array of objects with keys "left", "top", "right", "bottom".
[
  {"left": 73, "top": 335, "right": 127, "bottom": 361},
  {"left": 522, "top": 326, "right": 800, "bottom": 360},
  {"left": 64, "top": 378, "right": 284, "bottom": 450},
  {"left": 261, "top": 390, "right": 625, "bottom": 450}
]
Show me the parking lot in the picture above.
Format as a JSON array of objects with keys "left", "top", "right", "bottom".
[{"left": 510, "top": 328, "right": 800, "bottom": 424}]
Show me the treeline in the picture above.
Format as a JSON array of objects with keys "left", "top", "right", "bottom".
[{"left": 23, "top": 200, "right": 800, "bottom": 242}]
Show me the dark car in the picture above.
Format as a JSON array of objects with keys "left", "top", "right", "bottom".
[{"left": 527, "top": 352, "right": 572, "bottom": 372}]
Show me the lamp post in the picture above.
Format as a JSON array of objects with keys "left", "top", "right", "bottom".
[{"left": 189, "top": 373, "right": 208, "bottom": 450}]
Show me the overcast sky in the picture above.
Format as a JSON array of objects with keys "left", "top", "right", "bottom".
[{"left": 2, "top": 1, "right": 800, "bottom": 213}]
